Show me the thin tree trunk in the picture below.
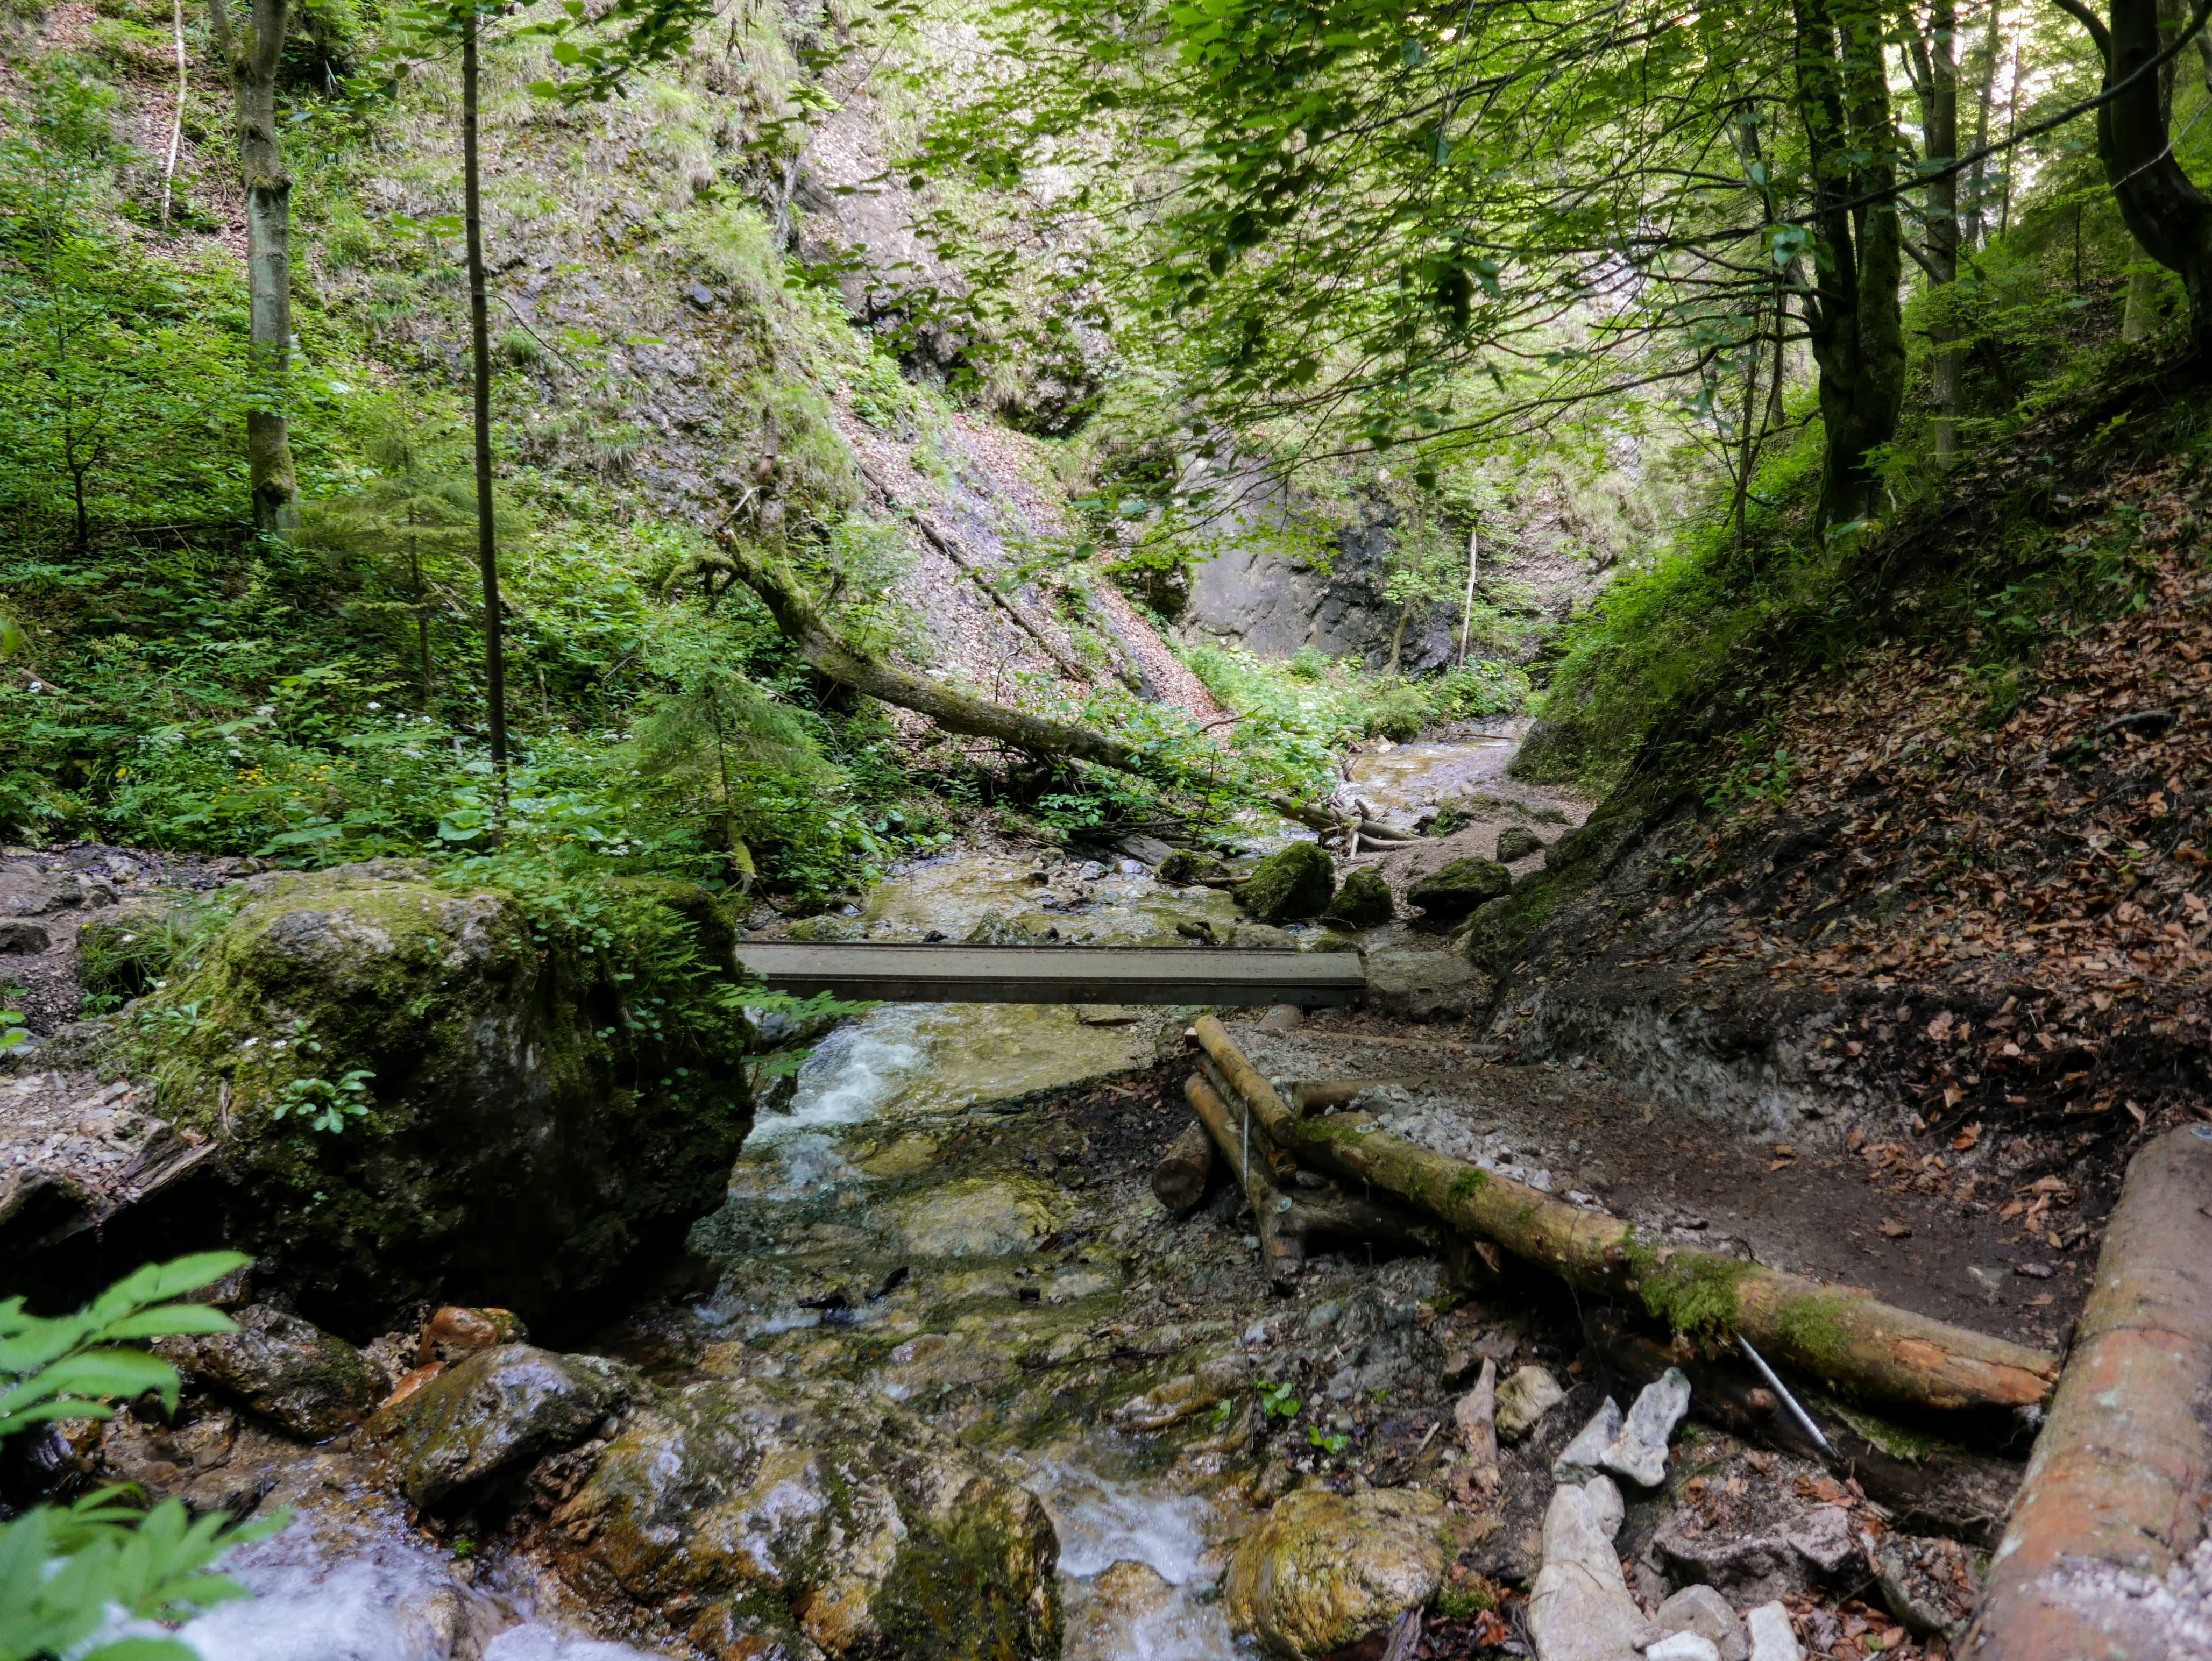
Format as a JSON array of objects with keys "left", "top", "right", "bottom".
[
  {"left": 1917, "top": 0, "right": 1963, "bottom": 466},
  {"left": 1457, "top": 526, "right": 1478, "bottom": 665},
  {"left": 1962, "top": 2, "right": 2002, "bottom": 249},
  {"left": 2124, "top": 0, "right": 2187, "bottom": 342},
  {"left": 462, "top": 9, "right": 509, "bottom": 807},
  {"left": 209, "top": 0, "right": 298, "bottom": 533},
  {"left": 160, "top": 0, "right": 186, "bottom": 230}
]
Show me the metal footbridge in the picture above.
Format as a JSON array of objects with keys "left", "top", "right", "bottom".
[{"left": 732, "top": 941, "right": 1367, "bottom": 1006}]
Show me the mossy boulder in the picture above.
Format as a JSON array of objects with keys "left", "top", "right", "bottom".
[
  {"left": 380, "top": 1343, "right": 638, "bottom": 1508},
  {"left": 1322, "top": 867, "right": 1393, "bottom": 929},
  {"left": 153, "top": 1304, "right": 381, "bottom": 1439},
  {"left": 1405, "top": 856, "right": 1511, "bottom": 920},
  {"left": 134, "top": 861, "right": 753, "bottom": 1332},
  {"left": 1158, "top": 849, "right": 1230, "bottom": 886},
  {"left": 1495, "top": 825, "right": 1545, "bottom": 862},
  {"left": 551, "top": 1374, "right": 1061, "bottom": 1660},
  {"left": 1224, "top": 1487, "right": 1448, "bottom": 1658},
  {"left": 1233, "top": 842, "right": 1335, "bottom": 922}
]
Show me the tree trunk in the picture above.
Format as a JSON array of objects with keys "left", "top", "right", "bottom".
[
  {"left": 462, "top": 11, "right": 508, "bottom": 799},
  {"left": 709, "top": 533, "right": 1346, "bottom": 831},
  {"left": 210, "top": 0, "right": 299, "bottom": 533},
  {"left": 1962, "top": 1, "right": 2003, "bottom": 249},
  {"left": 2064, "top": 0, "right": 2212, "bottom": 358},
  {"left": 2123, "top": 0, "right": 2186, "bottom": 343},
  {"left": 1192, "top": 1017, "right": 2060, "bottom": 1413},
  {"left": 1916, "top": 0, "right": 1963, "bottom": 466},
  {"left": 1793, "top": 0, "right": 1909, "bottom": 530}
]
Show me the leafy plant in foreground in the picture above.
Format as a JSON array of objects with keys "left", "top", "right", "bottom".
[{"left": 0, "top": 1252, "right": 280, "bottom": 1660}]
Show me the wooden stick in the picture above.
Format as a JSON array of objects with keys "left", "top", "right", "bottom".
[
  {"left": 1192, "top": 1016, "right": 2059, "bottom": 1414},
  {"left": 1184, "top": 1071, "right": 1302, "bottom": 1289},
  {"left": 1969, "top": 1124, "right": 2212, "bottom": 1654},
  {"left": 1151, "top": 1120, "right": 1215, "bottom": 1214},
  {"left": 1455, "top": 1356, "right": 1499, "bottom": 1472}
]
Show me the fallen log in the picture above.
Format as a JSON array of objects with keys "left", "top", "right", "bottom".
[
  {"left": 1192, "top": 1016, "right": 2060, "bottom": 1414},
  {"left": 711, "top": 535, "right": 1344, "bottom": 834},
  {"left": 1967, "top": 1123, "right": 2212, "bottom": 1655},
  {"left": 1183, "top": 1073, "right": 1429, "bottom": 1290},
  {"left": 1151, "top": 1120, "right": 1215, "bottom": 1214},
  {"left": 1584, "top": 1312, "right": 2020, "bottom": 1545}
]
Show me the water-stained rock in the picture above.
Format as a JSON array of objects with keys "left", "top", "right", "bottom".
[
  {"left": 1495, "top": 1365, "right": 1566, "bottom": 1442},
  {"left": 1405, "top": 856, "right": 1510, "bottom": 920},
  {"left": 1223, "top": 1487, "right": 1448, "bottom": 1658},
  {"left": 879, "top": 1174, "right": 1068, "bottom": 1258},
  {"left": 155, "top": 1304, "right": 381, "bottom": 1440},
  {"left": 1233, "top": 843, "right": 1335, "bottom": 923},
  {"left": 120, "top": 862, "right": 753, "bottom": 1330},
  {"left": 1495, "top": 825, "right": 1545, "bottom": 862},
  {"left": 552, "top": 1374, "right": 1060, "bottom": 1660},
  {"left": 380, "top": 1343, "right": 636, "bottom": 1508},
  {"left": 1158, "top": 850, "right": 1229, "bottom": 886},
  {"left": 1322, "top": 867, "right": 1393, "bottom": 929}
]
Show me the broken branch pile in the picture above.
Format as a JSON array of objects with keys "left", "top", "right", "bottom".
[{"left": 1164, "top": 1016, "right": 2060, "bottom": 1418}]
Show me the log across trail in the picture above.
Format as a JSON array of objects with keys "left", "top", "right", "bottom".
[{"left": 1188, "top": 1016, "right": 2061, "bottom": 1416}]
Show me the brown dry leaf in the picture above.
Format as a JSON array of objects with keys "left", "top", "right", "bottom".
[
  {"left": 1952, "top": 1123, "right": 1982, "bottom": 1152},
  {"left": 1879, "top": 1221, "right": 1912, "bottom": 1239}
]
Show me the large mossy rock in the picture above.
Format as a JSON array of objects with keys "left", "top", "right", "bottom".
[
  {"left": 1322, "top": 866, "right": 1393, "bottom": 929},
  {"left": 1224, "top": 1487, "right": 1449, "bottom": 1658},
  {"left": 1233, "top": 842, "right": 1335, "bottom": 923},
  {"left": 1405, "top": 856, "right": 1511, "bottom": 920},
  {"left": 140, "top": 862, "right": 753, "bottom": 1331},
  {"left": 552, "top": 1374, "right": 1061, "bottom": 1660}
]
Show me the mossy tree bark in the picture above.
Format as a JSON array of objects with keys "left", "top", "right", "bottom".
[
  {"left": 209, "top": 0, "right": 299, "bottom": 533},
  {"left": 1793, "top": 0, "right": 1908, "bottom": 531},
  {"left": 711, "top": 535, "right": 1344, "bottom": 831},
  {"left": 1906, "top": 0, "right": 1962, "bottom": 465}
]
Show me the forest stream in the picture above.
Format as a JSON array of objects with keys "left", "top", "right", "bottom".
[{"left": 147, "top": 736, "right": 1539, "bottom": 1661}]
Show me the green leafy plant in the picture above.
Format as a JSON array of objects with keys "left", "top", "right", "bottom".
[
  {"left": 268, "top": 1068, "right": 377, "bottom": 1133},
  {"left": 1306, "top": 1424, "right": 1350, "bottom": 1456},
  {"left": 0, "top": 1007, "right": 25, "bottom": 1052},
  {"left": 1256, "top": 1380, "right": 1301, "bottom": 1420},
  {"left": 1, "top": 1251, "right": 279, "bottom": 1661}
]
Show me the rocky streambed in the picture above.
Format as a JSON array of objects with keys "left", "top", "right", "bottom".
[{"left": 1, "top": 734, "right": 2030, "bottom": 1661}]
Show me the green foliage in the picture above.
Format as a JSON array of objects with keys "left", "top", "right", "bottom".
[
  {"left": 0, "top": 1253, "right": 279, "bottom": 1661},
  {"left": 270, "top": 1067, "right": 378, "bottom": 1133},
  {"left": 0, "top": 63, "right": 251, "bottom": 551},
  {"left": 1256, "top": 1380, "right": 1301, "bottom": 1419},
  {"left": 1305, "top": 1423, "right": 1350, "bottom": 1456}
]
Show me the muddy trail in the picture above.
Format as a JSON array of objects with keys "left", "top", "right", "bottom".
[{"left": 0, "top": 727, "right": 2052, "bottom": 1661}]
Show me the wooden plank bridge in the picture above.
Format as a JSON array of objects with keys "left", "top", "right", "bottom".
[{"left": 732, "top": 941, "right": 1368, "bottom": 1006}]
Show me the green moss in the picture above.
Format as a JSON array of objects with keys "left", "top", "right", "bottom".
[
  {"left": 1773, "top": 1291, "right": 1860, "bottom": 1376},
  {"left": 1625, "top": 1237, "right": 1753, "bottom": 1337},
  {"left": 1233, "top": 841, "right": 1335, "bottom": 921},
  {"left": 1826, "top": 1398, "right": 1959, "bottom": 1463},
  {"left": 1435, "top": 1583, "right": 1497, "bottom": 1619},
  {"left": 1446, "top": 1168, "right": 1488, "bottom": 1203}
]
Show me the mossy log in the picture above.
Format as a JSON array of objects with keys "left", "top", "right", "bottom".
[
  {"left": 712, "top": 534, "right": 1343, "bottom": 833},
  {"left": 1192, "top": 1016, "right": 2060, "bottom": 1414}
]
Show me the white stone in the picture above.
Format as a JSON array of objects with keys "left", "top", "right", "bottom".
[
  {"left": 1584, "top": 1474, "right": 1625, "bottom": 1542},
  {"left": 1601, "top": 1367, "right": 1692, "bottom": 1487},
  {"left": 1746, "top": 1602, "right": 1803, "bottom": 1661},
  {"left": 1497, "top": 1365, "right": 1568, "bottom": 1441},
  {"left": 1551, "top": 1396, "right": 1624, "bottom": 1481},
  {"left": 1527, "top": 1485, "right": 1643, "bottom": 1661},
  {"left": 1644, "top": 1636, "right": 1721, "bottom": 1661},
  {"left": 1653, "top": 1584, "right": 1748, "bottom": 1661}
]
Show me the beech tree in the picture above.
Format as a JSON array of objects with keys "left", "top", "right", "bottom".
[{"left": 208, "top": 0, "right": 298, "bottom": 532}]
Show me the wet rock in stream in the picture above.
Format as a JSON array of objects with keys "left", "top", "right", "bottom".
[
  {"left": 1223, "top": 1487, "right": 1449, "bottom": 1658},
  {"left": 550, "top": 1374, "right": 1061, "bottom": 1660},
  {"left": 155, "top": 1303, "right": 382, "bottom": 1440},
  {"left": 381, "top": 1343, "right": 639, "bottom": 1508}
]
